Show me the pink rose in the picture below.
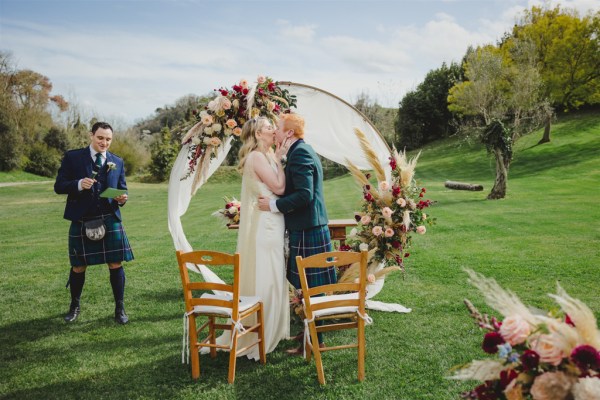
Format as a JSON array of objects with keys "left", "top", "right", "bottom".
[
  {"left": 209, "top": 137, "right": 222, "bottom": 146},
  {"left": 532, "top": 334, "right": 564, "bottom": 366},
  {"left": 367, "top": 274, "right": 376, "bottom": 284},
  {"left": 384, "top": 228, "right": 394, "bottom": 237},
  {"left": 530, "top": 371, "right": 576, "bottom": 400},
  {"left": 239, "top": 79, "right": 249, "bottom": 88},
  {"left": 221, "top": 98, "right": 232, "bottom": 110},
  {"left": 360, "top": 215, "right": 371, "bottom": 225},
  {"left": 396, "top": 198, "right": 406, "bottom": 207},
  {"left": 257, "top": 75, "right": 266, "bottom": 84},
  {"left": 201, "top": 114, "right": 214, "bottom": 126},
  {"left": 379, "top": 181, "right": 390, "bottom": 191},
  {"left": 232, "top": 127, "right": 242, "bottom": 136},
  {"left": 500, "top": 315, "right": 530, "bottom": 345},
  {"left": 225, "top": 119, "right": 237, "bottom": 129},
  {"left": 382, "top": 207, "right": 393, "bottom": 218},
  {"left": 372, "top": 226, "right": 383, "bottom": 236},
  {"left": 416, "top": 225, "right": 426, "bottom": 235}
]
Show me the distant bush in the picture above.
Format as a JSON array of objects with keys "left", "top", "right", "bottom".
[
  {"left": 110, "top": 133, "right": 150, "bottom": 176},
  {"left": 24, "top": 142, "right": 61, "bottom": 177}
]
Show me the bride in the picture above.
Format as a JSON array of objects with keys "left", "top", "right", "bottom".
[{"left": 235, "top": 116, "right": 290, "bottom": 359}]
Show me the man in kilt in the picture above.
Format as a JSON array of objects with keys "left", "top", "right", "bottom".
[
  {"left": 258, "top": 113, "right": 336, "bottom": 354},
  {"left": 54, "top": 122, "right": 134, "bottom": 324}
]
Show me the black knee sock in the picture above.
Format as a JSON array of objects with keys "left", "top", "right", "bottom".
[
  {"left": 69, "top": 269, "right": 85, "bottom": 308},
  {"left": 109, "top": 266, "right": 125, "bottom": 305},
  {"left": 316, "top": 320, "right": 325, "bottom": 344}
]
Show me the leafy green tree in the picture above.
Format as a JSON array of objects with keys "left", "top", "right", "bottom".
[
  {"left": 448, "top": 42, "right": 550, "bottom": 199},
  {"left": 512, "top": 6, "right": 600, "bottom": 143},
  {"left": 396, "top": 62, "right": 462, "bottom": 149},
  {"left": 149, "top": 126, "right": 179, "bottom": 181}
]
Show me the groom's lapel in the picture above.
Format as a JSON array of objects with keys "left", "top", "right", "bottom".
[{"left": 287, "top": 139, "right": 303, "bottom": 160}]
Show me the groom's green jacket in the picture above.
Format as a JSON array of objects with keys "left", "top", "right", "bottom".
[{"left": 275, "top": 139, "right": 329, "bottom": 231}]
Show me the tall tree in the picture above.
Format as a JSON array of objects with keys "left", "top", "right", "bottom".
[
  {"left": 448, "top": 42, "right": 550, "bottom": 199},
  {"left": 512, "top": 6, "right": 600, "bottom": 143}
]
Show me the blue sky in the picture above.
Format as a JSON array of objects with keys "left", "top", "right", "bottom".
[{"left": 1, "top": 0, "right": 598, "bottom": 126}]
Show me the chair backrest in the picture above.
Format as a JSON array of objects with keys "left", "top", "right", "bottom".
[
  {"left": 296, "top": 250, "right": 368, "bottom": 319},
  {"left": 176, "top": 250, "right": 241, "bottom": 317}
]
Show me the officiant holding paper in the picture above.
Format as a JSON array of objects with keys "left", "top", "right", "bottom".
[{"left": 54, "top": 122, "right": 134, "bottom": 325}]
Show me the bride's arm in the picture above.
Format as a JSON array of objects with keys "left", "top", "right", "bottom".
[{"left": 252, "top": 152, "right": 285, "bottom": 195}]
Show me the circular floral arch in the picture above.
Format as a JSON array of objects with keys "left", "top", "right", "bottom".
[{"left": 167, "top": 76, "right": 413, "bottom": 313}]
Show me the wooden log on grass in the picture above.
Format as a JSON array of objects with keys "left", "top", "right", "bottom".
[{"left": 444, "top": 181, "right": 484, "bottom": 191}]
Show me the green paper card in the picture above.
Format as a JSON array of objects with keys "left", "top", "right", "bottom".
[{"left": 99, "top": 188, "right": 128, "bottom": 198}]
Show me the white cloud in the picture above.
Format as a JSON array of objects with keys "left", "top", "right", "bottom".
[{"left": 277, "top": 20, "right": 317, "bottom": 43}]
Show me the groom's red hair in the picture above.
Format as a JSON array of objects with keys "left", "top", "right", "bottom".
[{"left": 279, "top": 113, "right": 305, "bottom": 138}]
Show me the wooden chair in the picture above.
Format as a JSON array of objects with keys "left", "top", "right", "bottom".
[
  {"left": 176, "top": 250, "right": 266, "bottom": 383},
  {"left": 296, "top": 250, "right": 371, "bottom": 385}
]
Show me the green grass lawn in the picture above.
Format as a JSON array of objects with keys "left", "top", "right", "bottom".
[{"left": 1, "top": 112, "right": 599, "bottom": 399}]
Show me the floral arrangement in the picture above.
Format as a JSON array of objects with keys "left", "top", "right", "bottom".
[
  {"left": 339, "top": 128, "right": 435, "bottom": 283},
  {"left": 180, "top": 76, "right": 296, "bottom": 183},
  {"left": 451, "top": 269, "right": 600, "bottom": 400},
  {"left": 211, "top": 196, "right": 241, "bottom": 227}
]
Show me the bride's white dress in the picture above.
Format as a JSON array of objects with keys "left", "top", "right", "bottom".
[{"left": 235, "top": 152, "right": 290, "bottom": 359}]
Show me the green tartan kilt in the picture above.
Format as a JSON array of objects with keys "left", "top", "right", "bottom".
[
  {"left": 68, "top": 214, "right": 134, "bottom": 267},
  {"left": 287, "top": 225, "right": 336, "bottom": 290}
]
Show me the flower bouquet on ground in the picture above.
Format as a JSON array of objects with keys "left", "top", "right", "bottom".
[
  {"left": 450, "top": 268, "right": 600, "bottom": 400},
  {"left": 211, "top": 196, "right": 241, "bottom": 227},
  {"left": 338, "top": 128, "right": 435, "bottom": 285}
]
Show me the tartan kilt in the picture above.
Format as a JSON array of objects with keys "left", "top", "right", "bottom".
[
  {"left": 287, "top": 225, "right": 336, "bottom": 290},
  {"left": 68, "top": 214, "right": 134, "bottom": 267}
]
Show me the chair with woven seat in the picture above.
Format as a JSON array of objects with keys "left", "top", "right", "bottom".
[
  {"left": 176, "top": 249, "right": 266, "bottom": 383},
  {"left": 296, "top": 250, "right": 371, "bottom": 385}
]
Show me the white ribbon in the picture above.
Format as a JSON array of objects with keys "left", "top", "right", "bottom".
[
  {"left": 302, "top": 316, "right": 315, "bottom": 358},
  {"left": 357, "top": 311, "right": 374, "bottom": 325},
  {"left": 229, "top": 319, "right": 247, "bottom": 350}
]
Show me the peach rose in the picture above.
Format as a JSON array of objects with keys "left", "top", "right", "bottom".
[
  {"left": 209, "top": 137, "right": 222, "bottom": 146},
  {"left": 225, "top": 119, "right": 237, "bottom": 129},
  {"left": 221, "top": 98, "right": 231, "bottom": 110},
  {"left": 530, "top": 371, "right": 576, "bottom": 400},
  {"left": 367, "top": 274, "right": 376, "bottom": 284},
  {"left": 382, "top": 207, "right": 393, "bottom": 218},
  {"left": 416, "top": 225, "right": 426, "bottom": 235},
  {"left": 379, "top": 181, "right": 390, "bottom": 191},
  {"left": 239, "top": 79, "right": 248, "bottom": 88},
  {"left": 500, "top": 315, "right": 530, "bottom": 345},
  {"left": 532, "top": 334, "right": 564, "bottom": 366},
  {"left": 257, "top": 75, "right": 266, "bottom": 84},
  {"left": 201, "top": 114, "right": 214, "bottom": 126},
  {"left": 396, "top": 198, "right": 406, "bottom": 207},
  {"left": 360, "top": 215, "right": 371, "bottom": 225},
  {"left": 384, "top": 228, "right": 394, "bottom": 237},
  {"left": 372, "top": 226, "right": 383, "bottom": 236},
  {"left": 232, "top": 127, "right": 242, "bottom": 136}
]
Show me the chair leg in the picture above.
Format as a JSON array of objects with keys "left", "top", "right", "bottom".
[
  {"left": 228, "top": 325, "right": 238, "bottom": 384},
  {"left": 189, "top": 315, "right": 200, "bottom": 380},
  {"left": 358, "top": 319, "right": 365, "bottom": 382},
  {"left": 209, "top": 317, "right": 217, "bottom": 359},
  {"left": 309, "top": 322, "right": 325, "bottom": 385},
  {"left": 257, "top": 304, "right": 266, "bottom": 364}
]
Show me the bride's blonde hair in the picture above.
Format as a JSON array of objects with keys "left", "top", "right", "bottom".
[{"left": 237, "top": 116, "right": 273, "bottom": 173}]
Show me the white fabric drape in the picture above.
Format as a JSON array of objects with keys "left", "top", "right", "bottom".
[{"left": 167, "top": 82, "right": 410, "bottom": 313}]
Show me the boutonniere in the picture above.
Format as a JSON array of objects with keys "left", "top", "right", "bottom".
[
  {"left": 106, "top": 161, "right": 117, "bottom": 171},
  {"left": 280, "top": 155, "right": 287, "bottom": 167}
]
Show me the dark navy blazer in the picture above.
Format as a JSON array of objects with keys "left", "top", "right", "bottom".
[{"left": 54, "top": 147, "right": 127, "bottom": 222}]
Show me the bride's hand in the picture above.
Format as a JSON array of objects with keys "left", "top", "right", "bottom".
[{"left": 275, "top": 138, "right": 289, "bottom": 160}]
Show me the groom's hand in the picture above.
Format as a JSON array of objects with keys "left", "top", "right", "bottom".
[{"left": 258, "top": 195, "right": 271, "bottom": 211}]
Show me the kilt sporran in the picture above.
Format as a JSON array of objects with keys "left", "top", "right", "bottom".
[{"left": 83, "top": 218, "right": 106, "bottom": 241}]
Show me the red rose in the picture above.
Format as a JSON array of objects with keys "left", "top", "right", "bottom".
[
  {"left": 389, "top": 157, "right": 397, "bottom": 170},
  {"left": 268, "top": 82, "right": 275, "bottom": 91},
  {"left": 242, "top": 88, "right": 249, "bottom": 95},
  {"left": 482, "top": 332, "right": 505, "bottom": 354},
  {"left": 571, "top": 344, "right": 600, "bottom": 374},
  {"left": 404, "top": 252, "right": 409, "bottom": 258},
  {"left": 499, "top": 369, "right": 517, "bottom": 389},
  {"left": 219, "top": 89, "right": 228, "bottom": 96},
  {"left": 392, "top": 186, "right": 401, "bottom": 196},
  {"left": 419, "top": 193, "right": 424, "bottom": 198},
  {"left": 392, "top": 240, "right": 401, "bottom": 249},
  {"left": 232, "top": 85, "right": 242, "bottom": 92},
  {"left": 364, "top": 193, "right": 373, "bottom": 202},
  {"left": 520, "top": 349, "right": 540, "bottom": 371}
]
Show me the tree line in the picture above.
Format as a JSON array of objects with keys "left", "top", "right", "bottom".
[{"left": 1, "top": 5, "right": 598, "bottom": 199}]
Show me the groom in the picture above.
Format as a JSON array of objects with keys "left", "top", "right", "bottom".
[{"left": 258, "top": 113, "right": 336, "bottom": 354}]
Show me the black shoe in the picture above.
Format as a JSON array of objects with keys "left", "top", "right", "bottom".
[
  {"left": 114, "top": 303, "right": 129, "bottom": 325},
  {"left": 64, "top": 306, "right": 80, "bottom": 323}
]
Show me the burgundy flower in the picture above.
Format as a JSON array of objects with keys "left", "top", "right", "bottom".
[
  {"left": 354, "top": 214, "right": 362, "bottom": 222},
  {"left": 219, "top": 89, "right": 228, "bottom": 96},
  {"left": 392, "top": 240, "right": 401, "bottom": 249},
  {"left": 499, "top": 369, "right": 517, "bottom": 389},
  {"left": 365, "top": 173, "right": 371, "bottom": 179},
  {"left": 268, "top": 82, "right": 275, "bottom": 91},
  {"left": 419, "top": 193, "right": 424, "bottom": 198},
  {"left": 339, "top": 244, "right": 352, "bottom": 252},
  {"left": 565, "top": 314, "right": 575, "bottom": 327},
  {"left": 232, "top": 85, "right": 242, "bottom": 92},
  {"left": 389, "top": 157, "right": 397, "bottom": 170},
  {"left": 404, "top": 252, "right": 410, "bottom": 258},
  {"left": 365, "top": 184, "right": 371, "bottom": 190},
  {"left": 192, "top": 109, "right": 198, "bottom": 115},
  {"left": 364, "top": 193, "right": 373, "bottom": 202},
  {"left": 474, "top": 381, "right": 498, "bottom": 400},
  {"left": 258, "top": 88, "right": 265, "bottom": 96},
  {"left": 421, "top": 188, "right": 426, "bottom": 193},
  {"left": 392, "top": 186, "right": 401, "bottom": 196},
  {"left": 242, "top": 88, "right": 249, "bottom": 95},
  {"left": 571, "top": 345, "right": 600, "bottom": 374},
  {"left": 482, "top": 332, "right": 505, "bottom": 354},
  {"left": 520, "top": 349, "right": 540, "bottom": 371}
]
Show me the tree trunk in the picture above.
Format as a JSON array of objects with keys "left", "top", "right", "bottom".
[
  {"left": 487, "top": 148, "right": 510, "bottom": 200},
  {"left": 537, "top": 111, "right": 552, "bottom": 144}
]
